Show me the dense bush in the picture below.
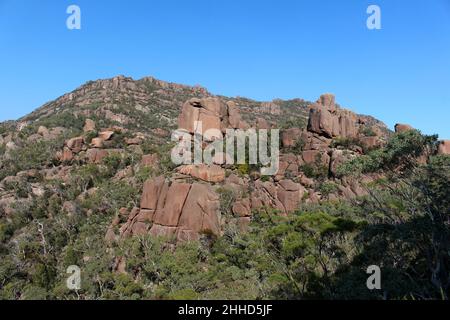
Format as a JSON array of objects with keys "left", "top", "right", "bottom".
[
  {"left": 0, "top": 124, "right": 448, "bottom": 300},
  {"left": 0, "top": 139, "right": 62, "bottom": 181},
  {"left": 336, "top": 130, "right": 439, "bottom": 177}
]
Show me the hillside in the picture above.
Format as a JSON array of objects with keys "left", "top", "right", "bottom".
[{"left": 0, "top": 75, "right": 449, "bottom": 300}]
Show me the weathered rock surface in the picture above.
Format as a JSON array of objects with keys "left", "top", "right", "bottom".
[
  {"left": 232, "top": 198, "right": 252, "bottom": 217},
  {"left": 86, "top": 149, "right": 109, "bottom": 164},
  {"left": 153, "top": 182, "right": 191, "bottom": 227},
  {"left": 120, "top": 176, "right": 221, "bottom": 241},
  {"left": 250, "top": 180, "right": 304, "bottom": 215},
  {"left": 141, "top": 154, "right": 159, "bottom": 167},
  {"left": 395, "top": 123, "right": 414, "bottom": 133},
  {"left": 330, "top": 149, "right": 357, "bottom": 177},
  {"left": 66, "top": 137, "right": 84, "bottom": 153},
  {"left": 308, "top": 104, "right": 358, "bottom": 138},
  {"left": 140, "top": 176, "right": 166, "bottom": 210},
  {"left": 98, "top": 131, "right": 114, "bottom": 141},
  {"left": 83, "top": 119, "right": 96, "bottom": 132},
  {"left": 178, "top": 183, "right": 221, "bottom": 237},
  {"left": 281, "top": 128, "right": 302, "bottom": 148},
  {"left": 178, "top": 97, "right": 248, "bottom": 137},
  {"left": 438, "top": 140, "right": 450, "bottom": 155},
  {"left": 302, "top": 150, "right": 330, "bottom": 166},
  {"left": 177, "top": 164, "right": 226, "bottom": 183},
  {"left": 90, "top": 137, "right": 104, "bottom": 148},
  {"left": 1, "top": 75, "right": 405, "bottom": 249}
]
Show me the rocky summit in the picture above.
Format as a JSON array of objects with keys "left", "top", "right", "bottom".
[{"left": 0, "top": 75, "right": 449, "bottom": 300}]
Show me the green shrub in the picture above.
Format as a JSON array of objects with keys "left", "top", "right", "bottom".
[
  {"left": 22, "top": 285, "right": 49, "bottom": 300},
  {"left": 3, "top": 179, "right": 30, "bottom": 198},
  {"left": 216, "top": 187, "right": 236, "bottom": 216},
  {"left": 237, "top": 164, "right": 250, "bottom": 176},
  {"left": 33, "top": 112, "right": 85, "bottom": 131},
  {"left": 0, "top": 222, "right": 15, "bottom": 243},
  {"left": 135, "top": 166, "right": 153, "bottom": 183},
  {"left": 319, "top": 182, "right": 339, "bottom": 197},
  {"left": 331, "top": 137, "right": 362, "bottom": 149},
  {"left": 301, "top": 163, "right": 328, "bottom": 179},
  {"left": 336, "top": 130, "right": 438, "bottom": 177},
  {"left": 84, "top": 130, "right": 98, "bottom": 144},
  {"left": 359, "top": 126, "right": 377, "bottom": 137}
]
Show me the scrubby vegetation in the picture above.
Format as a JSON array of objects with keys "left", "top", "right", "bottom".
[
  {"left": 0, "top": 127, "right": 448, "bottom": 300},
  {"left": 336, "top": 130, "right": 439, "bottom": 177},
  {"left": 0, "top": 76, "right": 448, "bottom": 300}
]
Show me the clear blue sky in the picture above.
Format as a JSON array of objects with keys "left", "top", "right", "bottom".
[{"left": 1, "top": 0, "right": 449, "bottom": 138}]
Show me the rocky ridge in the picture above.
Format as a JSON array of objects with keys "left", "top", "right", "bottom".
[{"left": 1, "top": 76, "right": 448, "bottom": 245}]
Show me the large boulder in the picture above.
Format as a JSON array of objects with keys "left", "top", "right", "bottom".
[
  {"left": 307, "top": 94, "right": 358, "bottom": 139},
  {"left": 66, "top": 137, "right": 84, "bottom": 153},
  {"left": 149, "top": 224, "right": 178, "bottom": 238},
  {"left": 329, "top": 149, "right": 358, "bottom": 177},
  {"left": 250, "top": 180, "right": 293, "bottom": 215},
  {"left": 276, "top": 153, "right": 301, "bottom": 181},
  {"left": 227, "top": 101, "right": 242, "bottom": 128},
  {"left": 83, "top": 119, "right": 96, "bottom": 133},
  {"left": 37, "top": 126, "right": 49, "bottom": 137},
  {"left": 178, "top": 183, "right": 221, "bottom": 236},
  {"left": 90, "top": 138, "right": 104, "bottom": 148},
  {"left": 395, "top": 123, "right": 414, "bottom": 133},
  {"left": 122, "top": 176, "right": 222, "bottom": 240},
  {"left": 120, "top": 208, "right": 152, "bottom": 238},
  {"left": 177, "top": 164, "right": 225, "bottom": 183},
  {"left": 302, "top": 150, "right": 330, "bottom": 167},
  {"left": 359, "top": 136, "right": 381, "bottom": 150},
  {"left": 120, "top": 207, "right": 157, "bottom": 239},
  {"left": 140, "top": 176, "right": 166, "bottom": 210},
  {"left": 141, "top": 154, "right": 159, "bottom": 167},
  {"left": 232, "top": 198, "right": 252, "bottom": 217},
  {"left": 308, "top": 107, "right": 334, "bottom": 138},
  {"left": 277, "top": 180, "right": 306, "bottom": 213},
  {"left": 438, "top": 140, "right": 450, "bottom": 155},
  {"left": 178, "top": 97, "right": 247, "bottom": 136},
  {"left": 59, "top": 147, "right": 74, "bottom": 162},
  {"left": 98, "top": 131, "right": 114, "bottom": 141},
  {"left": 125, "top": 137, "right": 142, "bottom": 145},
  {"left": 281, "top": 128, "right": 302, "bottom": 148},
  {"left": 316, "top": 93, "right": 336, "bottom": 112},
  {"left": 153, "top": 182, "right": 191, "bottom": 227},
  {"left": 338, "top": 111, "right": 358, "bottom": 138},
  {"left": 86, "top": 149, "right": 109, "bottom": 164},
  {"left": 256, "top": 117, "right": 270, "bottom": 130},
  {"left": 178, "top": 99, "right": 202, "bottom": 133}
]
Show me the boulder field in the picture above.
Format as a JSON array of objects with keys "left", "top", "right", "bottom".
[{"left": 107, "top": 94, "right": 396, "bottom": 242}]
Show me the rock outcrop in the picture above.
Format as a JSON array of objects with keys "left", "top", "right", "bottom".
[
  {"left": 395, "top": 123, "right": 414, "bottom": 133},
  {"left": 281, "top": 128, "right": 303, "bottom": 148},
  {"left": 250, "top": 179, "right": 306, "bottom": 215},
  {"left": 307, "top": 94, "right": 359, "bottom": 139},
  {"left": 83, "top": 119, "right": 96, "bottom": 133},
  {"left": 259, "top": 101, "right": 281, "bottom": 115},
  {"left": 121, "top": 176, "right": 221, "bottom": 241},
  {"left": 178, "top": 97, "right": 248, "bottom": 137},
  {"left": 177, "top": 164, "right": 226, "bottom": 183},
  {"left": 66, "top": 137, "right": 84, "bottom": 153},
  {"left": 438, "top": 140, "right": 450, "bottom": 155}
]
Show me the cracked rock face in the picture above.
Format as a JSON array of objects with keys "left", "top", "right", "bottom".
[
  {"left": 395, "top": 123, "right": 414, "bottom": 133},
  {"left": 116, "top": 94, "right": 388, "bottom": 242},
  {"left": 438, "top": 140, "right": 450, "bottom": 155},
  {"left": 307, "top": 94, "right": 359, "bottom": 139},
  {"left": 177, "top": 97, "right": 248, "bottom": 137},
  {"left": 121, "top": 176, "right": 220, "bottom": 241}
]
